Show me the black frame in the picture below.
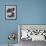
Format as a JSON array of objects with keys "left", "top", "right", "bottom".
[{"left": 5, "top": 5, "right": 17, "bottom": 20}]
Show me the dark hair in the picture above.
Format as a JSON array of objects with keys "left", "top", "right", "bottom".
[{"left": 7, "top": 8, "right": 15, "bottom": 12}]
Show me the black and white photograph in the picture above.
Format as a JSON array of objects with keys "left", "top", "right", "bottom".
[
  {"left": 18, "top": 25, "right": 46, "bottom": 46},
  {"left": 5, "top": 5, "right": 16, "bottom": 20}
]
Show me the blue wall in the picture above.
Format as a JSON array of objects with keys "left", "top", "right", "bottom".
[{"left": 0, "top": 0, "right": 46, "bottom": 44}]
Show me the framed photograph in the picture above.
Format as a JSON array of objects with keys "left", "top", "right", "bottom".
[
  {"left": 18, "top": 24, "right": 46, "bottom": 42},
  {"left": 5, "top": 5, "right": 16, "bottom": 20}
]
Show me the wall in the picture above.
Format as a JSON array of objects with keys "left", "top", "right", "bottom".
[{"left": 0, "top": 0, "right": 46, "bottom": 44}]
